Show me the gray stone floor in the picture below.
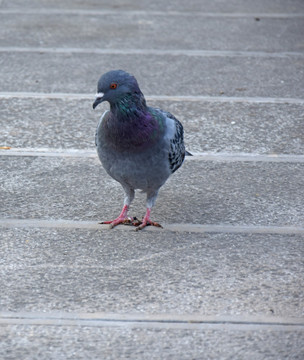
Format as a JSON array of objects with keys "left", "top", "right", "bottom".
[{"left": 0, "top": 0, "right": 303, "bottom": 359}]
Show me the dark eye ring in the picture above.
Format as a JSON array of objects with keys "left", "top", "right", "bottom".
[{"left": 110, "top": 83, "right": 117, "bottom": 89}]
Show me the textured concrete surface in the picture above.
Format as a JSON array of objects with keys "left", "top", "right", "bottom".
[
  {"left": 1, "top": 156, "right": 303, "bottom": 226},
  {"left": 1, "top": 13, "right": 304, "bottom": 52},
  {"left": 0, "top": 0, "right": 303, "bottom": 359},
  {"left": 1, "top": 52, "right": 303, "bottom": 98},
  {"left": 0, "top": 325, "right": 303, "bottom": 360},
  {"left": 1, "top": 228, "right": 303, "bottom": 316},
  {"left": 1, "top": 98, "right": 304, "bottom": 154}
]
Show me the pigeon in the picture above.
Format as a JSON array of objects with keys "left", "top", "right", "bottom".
[{"left": 93, "top": 70, "right": 190, "bottom": 230}]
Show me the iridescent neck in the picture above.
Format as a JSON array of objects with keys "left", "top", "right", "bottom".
[
  {"left": 110, "top": 92, "right": 147, "bottom": 121},
  {"left": 105, "top": 95, "right": 162, "bottom": 151}
]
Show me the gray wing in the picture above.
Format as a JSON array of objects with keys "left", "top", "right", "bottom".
[{"left": 163, "top": 111, "right": 186, "bottom": 174}]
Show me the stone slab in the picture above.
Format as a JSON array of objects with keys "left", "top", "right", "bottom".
[
  {"left": 1, "top": 98, "right": 304, "bottom": 154},
  {"left": 2, "top": 0, "right": 304, "bottom": 14},
  {"left": 0, "top": 52, "right": 303, "bottom": 98},
  {"left": 0, "top": 0, "right": 303, "bottom": 357},
  {"left": 1, "top": 13, "right": 303, "bottom": 52},
  {"left": 0, "top": 324, "right": 303, "bottom": 360},
  {"left": 1, "top": 227, "right": 303, "bottom": 317},
  {"left": 0, "top": 156, "right": 303, "bottom": 226}
]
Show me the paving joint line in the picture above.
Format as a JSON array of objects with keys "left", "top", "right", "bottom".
[
  {"left": 1, "top": 312, "right": 303, "bottom": 331},
  {"left": 1, "top": 92, "right": 304, "bottom": 104},
  {"left": 1, "top": 148, "right": 304, "bottom": 163},
  {"left": 1, "top": 219, "right": 303, "bottom": 235},
  {"left": 1, "top": 47, "right": 303, "bottom": 58},
  {"left": 1, "top": 9, "right": 304, "bottom": 18}
]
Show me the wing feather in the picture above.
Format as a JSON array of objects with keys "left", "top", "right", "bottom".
[{"left": 163, "top": 111, "right": 186, "bottom": 174}]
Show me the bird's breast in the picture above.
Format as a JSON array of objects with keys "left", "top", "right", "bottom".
[
  {"left": 101, "top": 116, "right": 162, "bottom": 152},
  {"left": 97, "top": 136, "right": 171, "bottom": 191}
]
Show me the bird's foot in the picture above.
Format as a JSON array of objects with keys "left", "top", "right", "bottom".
[
  {"left": 135, "top": 208, "right": 163, "bottom": 231},
  {"left": 99, "top": 206, "right": 163, "bottom": 230},
  {"left": 135, "top": 219, "right": 163, "bottom": 231},
  {"left": 100, "top": 216, "right": 134, "bottom": 228},
  {"left": 99, "top": 205, "right": 132, "bottom": 228},
  {"left": 100, "top": 216, "right": 153, "bottom": 229}
]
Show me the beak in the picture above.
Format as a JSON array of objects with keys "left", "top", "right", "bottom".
[{"left": 92, "top": 92, "right": 104, "bottom": 109}]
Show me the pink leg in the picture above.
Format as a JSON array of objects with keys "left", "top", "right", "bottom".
[
  {"left": 100, "top": 205, "right": 131, "bottom": 228},
  {"left": 135, "top": 208, "right": 163, "bottom": 231}
]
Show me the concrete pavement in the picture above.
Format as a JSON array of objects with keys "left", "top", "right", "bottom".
[{"left": 0, "top": 0, "right": 303, "bottom": 359}]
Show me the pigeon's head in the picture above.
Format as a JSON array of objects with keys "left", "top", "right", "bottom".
[{"left": 93, "top": 70, "right": 142, "bottom": 109}]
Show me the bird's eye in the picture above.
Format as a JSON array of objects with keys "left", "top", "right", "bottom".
[{"left": 110, "top": 83, "right": 117, "bottom": 89}]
